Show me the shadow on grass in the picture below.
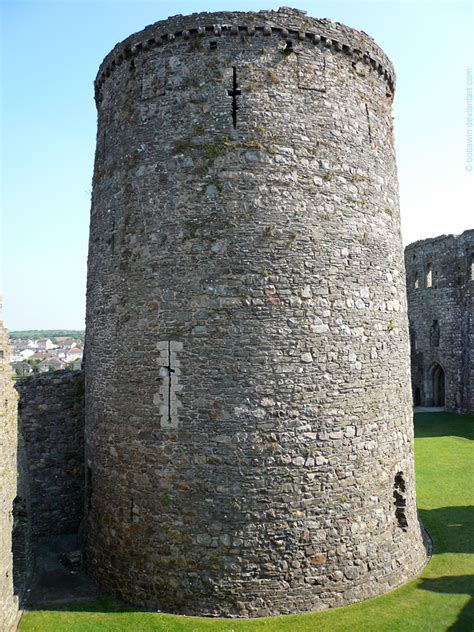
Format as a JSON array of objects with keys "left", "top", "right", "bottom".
[
  {"left": 27, "top": 598, "right": 139, "bottom": 614},
  {"left": 419, "top": 576, "right": 474, "bottom": 632},
  {"left": 415, "top": 412, "right": 474, "bottom": 631},
  {"left": 419, "top": 506, "right": 474, "bottom": 554},
  {"left": 414, "top": 412, "right": 474, "bottom": 440}
]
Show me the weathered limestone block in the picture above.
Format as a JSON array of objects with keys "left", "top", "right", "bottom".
[{"left": 86, "top": 8, "right": 428, "bottom": 617}]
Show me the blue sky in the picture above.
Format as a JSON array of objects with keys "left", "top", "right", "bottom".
[{"left": 1, "top": 0, "right": 473, "bottom": 329}]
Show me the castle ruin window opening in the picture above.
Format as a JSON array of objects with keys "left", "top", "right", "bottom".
[
  {"left": 425, "top": 263, "right": 432, "bottom": 288},
  {"left": 393, "top": 472, "right": 408, "bottom": 531},
  {"left": 430, "top": 320, "right": 440, "bottom": 348}
]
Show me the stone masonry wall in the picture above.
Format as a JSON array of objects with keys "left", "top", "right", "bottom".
[
  {"left": 86, "top": 8, "right": 428, "bottom": 617},
  {"left": 405, "top": 230, "right": 474, "bottom": 414},
  {"left": 16, "top": 371, "right": 85, "bottom": 539},
  {"left": 0, "top": 311, "right": 20, "bottom": 631}
]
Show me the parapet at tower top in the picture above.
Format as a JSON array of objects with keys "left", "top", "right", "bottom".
[{"left": 95, "top": 6, "right": 396, "bottom": 98}]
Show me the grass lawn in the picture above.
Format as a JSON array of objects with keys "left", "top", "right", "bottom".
[{"left": 20, "top": 412, "right": 474, "bottom": 632}]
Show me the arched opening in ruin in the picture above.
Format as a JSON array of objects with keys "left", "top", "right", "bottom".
[{"left": 426, "top": 362, "right": 445, "bottom": 407}]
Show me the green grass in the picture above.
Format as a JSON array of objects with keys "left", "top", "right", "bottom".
[{"left": 20, "top": 412, "right": 474, "bottom": 631}]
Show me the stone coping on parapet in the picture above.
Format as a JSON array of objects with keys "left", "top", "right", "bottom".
[
  {"left": 94, "top": 8, "right": 396, "bottom": 102},
  {"left": 15, "top": 369, "right": 83, "bottom": 384},
  {"left": 405, "top": 229, "right": 474, "bottom": 251}
]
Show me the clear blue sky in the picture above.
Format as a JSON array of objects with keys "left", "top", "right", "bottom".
[{"left": 1, "top": 1, "right": 473, "bottom": 330}]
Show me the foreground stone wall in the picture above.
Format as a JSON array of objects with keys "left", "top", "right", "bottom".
[
  {"left": 0, "top": 312, "right": 20, "bottom": 631},
  {"left": 16, "top": 371, "right": 85, "bottom": 539},
  {"left": 86, "top": 8, "right": 428, "bottom": 617},
  {"left": 405, "top": 230, "right": 474, "bottom": 414}
]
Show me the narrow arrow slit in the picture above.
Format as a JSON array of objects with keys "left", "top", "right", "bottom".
[
  {"left": 227, "top": 66, "right": 241, "bottom": 128},
  {"left": 365, "top": 103, "right": 373, "bottom": 145},
  {"left": 167, "top": 341, "right": 175, "bottom": 424}
]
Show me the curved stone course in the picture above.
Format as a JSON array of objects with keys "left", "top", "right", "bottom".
[
  {"left": 94, "top": 8, "right": 395, "bottom": 102},
  {"left": 85, "top": 7, "right": 428, "bottom": 617}
]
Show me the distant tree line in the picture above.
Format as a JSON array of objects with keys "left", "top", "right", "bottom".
[{"left": 9, "top": 330, "right": 85, "bottom": 342}]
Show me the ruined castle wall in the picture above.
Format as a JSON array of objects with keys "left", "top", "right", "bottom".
[
  {"left": 16, "top": 371, "right": 85, "bottom": 538},
  {"left": 86, "top": 8, "right": 428, "bottom": 617},
  {"left": 0, "top": 317, "right": 20, "bottom": 631},
  {"left": 405, "top": 230, "right": 473, "bottom": 414}
]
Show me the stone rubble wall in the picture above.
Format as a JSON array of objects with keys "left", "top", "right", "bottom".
[
  {"left": 86, "top": 7, "right": 428, "bottom": 617},
  {"left": 0, "top": 316, "right": 20, "bottom": 631},
  {"left": 16, "top": 371, "right": 85, "bottom": 539},
  {"left": 405, "top": 230, "right": 473, "bottom": 414},
  {"left": 95, "top": 8, "right": 396, "bottom": 102}
]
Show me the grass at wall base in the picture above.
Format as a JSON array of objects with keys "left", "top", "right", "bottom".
[{"left": 19, "top": 412, "right": 474, "bottom": 631}]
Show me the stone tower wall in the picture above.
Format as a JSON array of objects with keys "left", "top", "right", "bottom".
[
  {"left": 405, "top": 230, "right": 474, "bottom": 414},
  {"left": 0, "top": 310, "right": 20, "bottom": 631},
  {"left": 16, "top": 371, "right": 85, "bottom": 538},
  {"left": 0, "top": 364, "right": 84, "bottom": 631},
  {"left": 86, "top": 8, "right": 428, "bottom": 616}
]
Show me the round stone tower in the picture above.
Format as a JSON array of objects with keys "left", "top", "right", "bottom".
[{"left": 85, "top": 7, "right": 428, "bottom": 617}]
